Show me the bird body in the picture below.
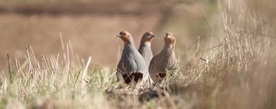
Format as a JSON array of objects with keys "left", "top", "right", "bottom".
[
  {"left": 138, "top": 32, "right": 156, "bottom": 66},
  {"left": 149, "top": 32, "right": 178, "bottom": 83},
  {"left": 138, "top": 43, "right": 153, "bottom": 65},
  {"left": 116, "top": 31, "right": 149, "bottom": 85}
]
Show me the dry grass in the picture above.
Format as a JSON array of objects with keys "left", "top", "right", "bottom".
[
  {"left": 1, "top": 0, "right": 276, "bottom": 109},
  {"left": 174, "top": 0, "right": 276, "bottom": 109}
]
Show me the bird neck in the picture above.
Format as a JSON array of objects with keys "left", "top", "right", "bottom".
[
  {"left": 160, "top": 44, "right": 174, "bottom": 55},
  {"left": 139, "top": 41, "right": 151, "bottom": 48},
  {"left": 124, "top": 40, "right": 135, "bottom": 47},
  {"left": 163, "top": 44, "right": 174, "bottom": 50}
]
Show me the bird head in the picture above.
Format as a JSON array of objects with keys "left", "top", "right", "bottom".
[
  {"left": 164, "top": 32, "right": 176, "bottom": 48},
  {"left": 141, "top": 32, "right": 156, "bottom": 43},
  {"left": 116, "top": 31, "right": 133, "bottom": 44}
]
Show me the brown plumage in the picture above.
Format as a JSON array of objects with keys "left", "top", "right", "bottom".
[
  {"left": 116, "top": 31, "right": 149, "bottom": 85},
  {"left": 149, "top": 32, "right": 178, "bottom": 83},
  {"left": 138, "top": 32, "right": 156, "bottom": 66}
]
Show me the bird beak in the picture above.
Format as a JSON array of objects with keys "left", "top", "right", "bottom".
[
  {"left": 152, "top": 35, "right": 156, "bottom": 38},
  {"left": 116, "top": 34, "right": 122, "bottom": 37}
]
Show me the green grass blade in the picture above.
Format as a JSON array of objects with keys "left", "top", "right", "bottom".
[
  {"left": 7, "top": 53, "right": 14, "bottom": 83},
  {"left": 17, "top": 59, "right": 29, "bottom": 73}
]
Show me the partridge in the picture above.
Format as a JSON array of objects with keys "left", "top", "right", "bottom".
[
  {"left": 116, "top": 31, "right": 149, "bottom": 85},
  {"left": 138, "top": 32, "right": 156, "bottom": 66},
  {"left": 149, "top": 32, "right": 178, "bottom": 83}
]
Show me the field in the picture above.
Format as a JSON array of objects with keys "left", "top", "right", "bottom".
[{"left": 0, "top": 0, "right": 276, "bottom": 109}]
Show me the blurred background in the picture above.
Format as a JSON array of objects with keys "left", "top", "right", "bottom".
[{"left": 0, "top": 0, "right": 218, "bottom": 69}]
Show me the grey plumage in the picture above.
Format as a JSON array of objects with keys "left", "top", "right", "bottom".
[
  {"left": 138, "top": 32, "right": 156, "bottom": 66},
  {"left": 116, "top": 31, "right": 149, "bottom": 85},
  {"left": 149, "top": 32, "right": 178, "bottom": 83}
]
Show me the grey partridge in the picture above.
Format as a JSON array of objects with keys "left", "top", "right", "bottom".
[
  {"left": 138, "top": 32, "right": 156, "bottom": 66},
  {"left": 116, "top": 31, "right": 149, "bottom": 85},
  {"left": 149, "top": 32, "right": 178, "bottom": 83}
]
